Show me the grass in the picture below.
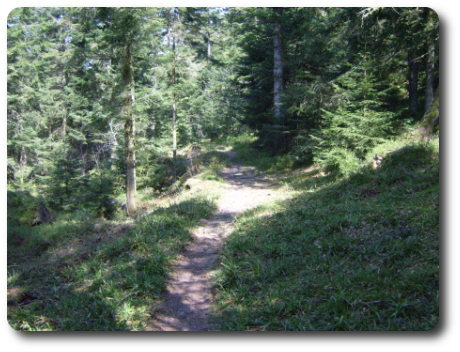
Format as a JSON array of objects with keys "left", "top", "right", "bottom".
[
  {"left": 6, "top": 133, "right": 439, "bottom": 331},
  {"left": 214, "top": 137, "right": 439, "bottom": 331},
  {"left": 205, "top": 132, "right": 295, "bottom": 176},
  {"left": 193, "top": 151, "right": 231, "bottom": 182},
  {"left": 7, "top": 141, "right": 231, "bottom": 331},
  {"left": 7, "top": 187, "right": 218, "bottom": 331},
  {"left": 229, "top": 134, "right": 294, "bottom": 173}
]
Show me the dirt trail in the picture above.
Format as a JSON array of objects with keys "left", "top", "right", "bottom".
[{"left": 146, "top": 151, "right": 275, "bottom": 331}]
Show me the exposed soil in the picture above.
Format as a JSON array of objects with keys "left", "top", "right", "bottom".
[{"left": 146, "top": 151, "right": 276, "bottom": 331}]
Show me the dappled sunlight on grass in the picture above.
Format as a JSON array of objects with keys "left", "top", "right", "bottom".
[
  {"left": 7, "top": 190, "right": 219, "bottom": 331},
  {"left": 7, "top": 134, "right": 439, "bottom": 331}
]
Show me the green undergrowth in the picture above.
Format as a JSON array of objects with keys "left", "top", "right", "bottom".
[
  {"left": 7, "top": 189, "right": 217, "bottom": 331},
  {"left": 193, "top": 151, "right": 231, "bottom": 182},
  {"left": 214, "top": 137, "right": 439, "bottom": 331},
  {"left": 216, "top": 133, "right": 294, "bottom": 173}
]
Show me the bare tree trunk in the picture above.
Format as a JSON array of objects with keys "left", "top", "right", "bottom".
[
  {"left": 122, "top": 39, "right": 136, "bottom": 215},
  {"left": 273, "top": 7, "right": 284, "bottom": 121},
  {"left": 61, "top": 114, "right": 67, "bottom": 138},
  {"left": 424, "top": 8, "right": 436, "bottom": 115},
  {"left": 108, "top": 118, "right": 118, "bottom": 167},
  {"left": 408, "top": 50, "right": 418, "bottom": 119},
  {"left": 424, "top": 41, "right": 435, "bottom": 114},
  {"left": 172, "top": 89, "right": 177, "bottom": 183},
  {"left": 19, "top": 145, "right": 26, "bottom": 185},
  {"left": 171, "top": 8, "right": 179, "bottom": 184},
  {"left": 273, "top": 7, "right": 285, "bottom": 151},
  {"left": 207, "top": 8, "right": 212, "bottom": 60}
]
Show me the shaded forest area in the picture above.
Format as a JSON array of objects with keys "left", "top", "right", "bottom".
[{"left": 7, "top": 7, "right": 439, "bottom": 331}]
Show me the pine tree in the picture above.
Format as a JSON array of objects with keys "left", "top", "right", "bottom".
[
  {"left": 95, "top": 7, "right": 164, "bottom": 214},
  {"left": 312, "top": 52, "right": 395, "bottom": 174},
  {"left": 7, "top": 7, "right": 439, "bottom": 209},
  {"left": 7, "top": 7, "right": 74, "bottom": 187}
]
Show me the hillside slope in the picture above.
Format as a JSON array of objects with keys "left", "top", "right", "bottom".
[{"left": 214, "top": 137, "right": 439, "bottom": 331}]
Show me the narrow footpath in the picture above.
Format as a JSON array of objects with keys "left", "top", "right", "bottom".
[{"left": 146, "top": 151, "right": 275, "bottom": 331}]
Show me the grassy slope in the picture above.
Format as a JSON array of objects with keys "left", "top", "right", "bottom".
[{"left": 214, "top": 137, "right": 439, "bottom": 331}]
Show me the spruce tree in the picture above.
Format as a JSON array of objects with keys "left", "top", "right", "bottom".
[
  {"left": 96, "top": 7, "right": 164, "bottom": 214},
  {"left": 312, "top": 52, "right": 395, "bottom": 174}
]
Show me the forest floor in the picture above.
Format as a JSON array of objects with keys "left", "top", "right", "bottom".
[
  {"left": 146, "top": 151, "right": 284, "bottom": 331},
  {"left": 7, "top": 137, "right": 439, "bottom": 331}
]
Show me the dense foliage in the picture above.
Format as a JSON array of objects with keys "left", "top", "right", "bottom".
[
  {"left": 7, "top": 7, "right": 438, "bottom": 213},
  {"left": 7, "top": 7, "right": 244, "bottom": 213}
]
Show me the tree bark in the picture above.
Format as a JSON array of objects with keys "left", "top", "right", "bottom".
[
  {"left": 171, "top": 8, "right": 179, "bottom": 184},
  {"left": 273, "top": 7, "right": 284, "bottom": 121},
  {"left": 108, "top": 118, "right": 118, "bottom": 168},
  {"left": 207, "top": 8, "right": 212, "bottom": 59},
  {"left": 172, "top": 88, "right": 177, "bottom": 183},
  {"left": 207, "top": 35, "right": 211, "bottom": 59},
  {"left": 122, "top": 39, "right": 136, "bottom": 215},
  {"left": 424, "top": 44, "right": 435, "bottom": 114},
  {"left": 407, "top": 49, "right": 418, "bottom": 119},
  {"left": 424, "top": 9, "right": 436, "bottom": 115}
]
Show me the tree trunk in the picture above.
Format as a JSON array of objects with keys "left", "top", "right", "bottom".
[
  {"left": 407, "top": 50, "right": 418, "bottom": 119},
  {"left": 207, "top": 35, "right": 212, "bottom": 59},
  {"left": 171, "top": 9, "right": 178, "bottom": 184},
  {"left": 207, "top": 8, "right": 212, "bottom": 59},
  {"left": 61, "top": 114, "right": 67, "bottom": 138},
  {"left": 424, "top": 9, "right": 436, "bottom": 115},
  {"left": 172, "top": 90, "right": 177, "bottom": 183},
  {"left": 108, "top": 118, "right": 118, "bottom": 168},
  {"left": 19, "top": 145, "right": 26, "bottom": 184},
  {"left": 122, "top": 40, "right": 136, "bottom": 215},
  {"left": 424, "top": 43, "right": 435, "bottom": 114},
  {"left": 273, "top": 7, "right": 284, "bottom": 121}
]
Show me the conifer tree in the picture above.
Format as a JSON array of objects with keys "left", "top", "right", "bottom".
[
  {"left": 96, "top": 7, "right": 164, "bottom": 214},
  {"left": 312, "top": 52, "right": 394, "bottom": 174},
  {"left": 7, "top": 7, "right": 74, "bottom": 185},
  {"left": 6, "top": 7, "right": 439, "bottom": 210}
]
